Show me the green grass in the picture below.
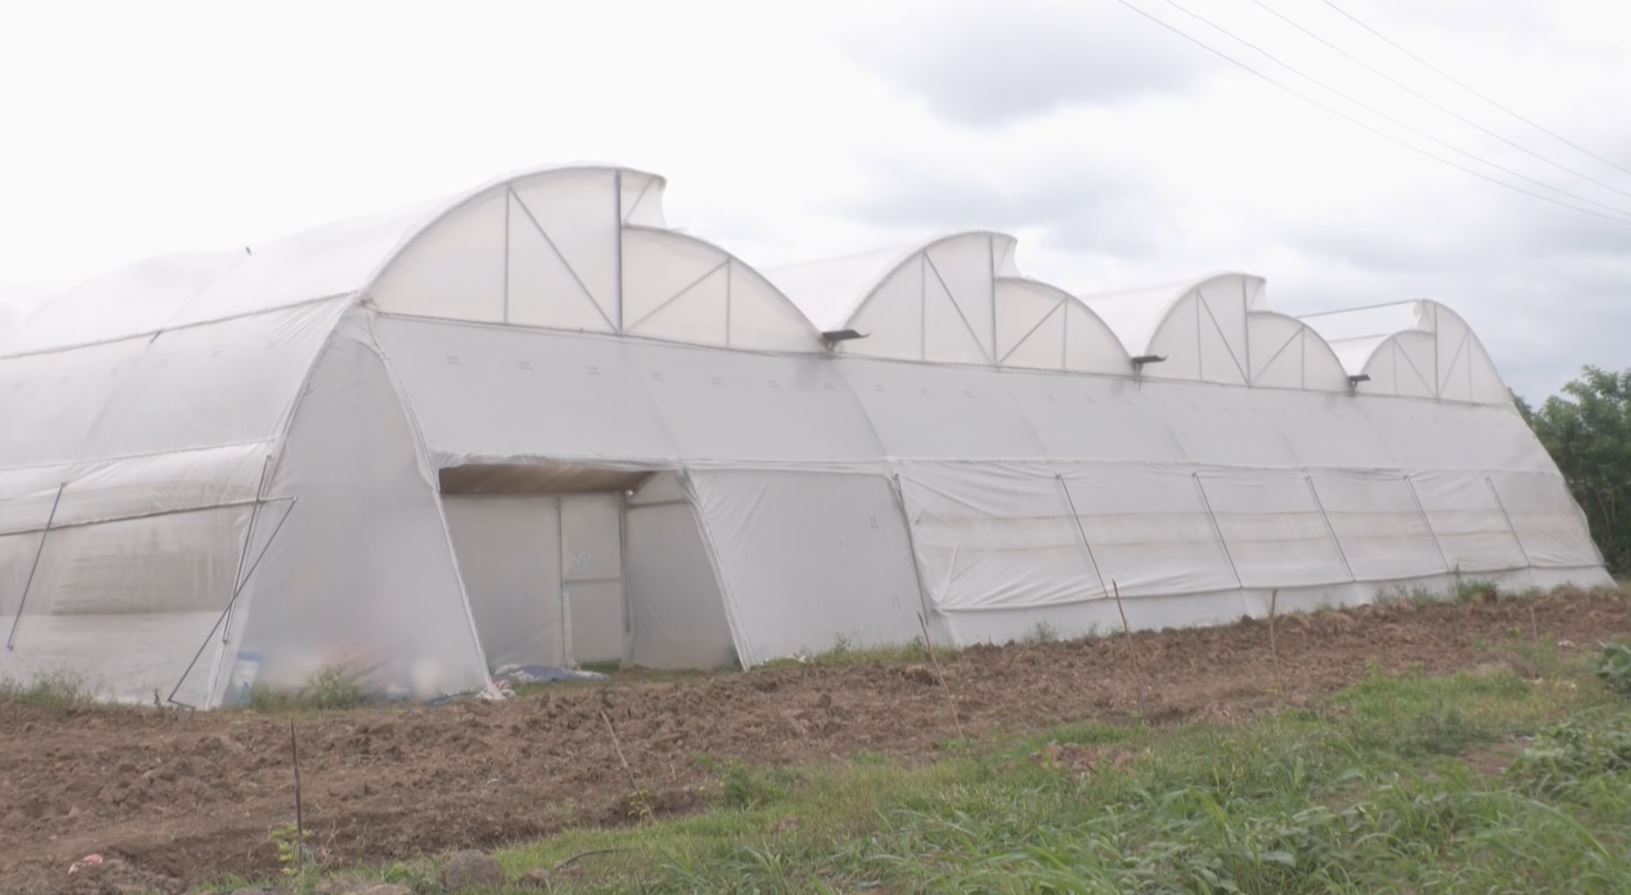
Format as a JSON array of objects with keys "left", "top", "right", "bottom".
[
  {"left": 209, "top": 640, "right": 1631, "bottom": 894},
  {"left": 239, "top": 666, "right": 372, "bottom": 712},
  {"left": 0, "top": 668, "right": 97, "bottom": 706},
  {"left": 476, "top": 650, "right": 1630, "bottom": 894},
  {"left": 757, "top": 635, "right": 936, "bottom": 670}
]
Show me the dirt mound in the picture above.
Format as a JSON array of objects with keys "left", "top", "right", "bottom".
[{"left": 3, "top": 589, "right": 1627, "bottom": 894}]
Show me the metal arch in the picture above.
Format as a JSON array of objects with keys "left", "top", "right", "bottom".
[
  {"left": 923, "top": 249, "right": 995, "bottom": 363},
  {"left": 1196, "top": 287, "right": 1251, "bottom": 384},
  {"left": 1391, "top": 338, "right": 1438, "bottom": 397},
  {"left": 622, "top": 257, "right": 730, "bottom": 334},
  {"left": 622, "top": 225, "right": 823, "bottom": 345},
  {"left": 1123, "top": 270, "right": 1263, "bottom": 359},
  {"left": 508, "top": 188, "right": 618, "bottom": 332},
  {"left": 995, "top": 298, "right": 1068, "bottom": 366},
  {"left": 828, "top": 230, "right": 1013, "bottom": 338},
  {"left": 357, "top": 164, "right": 667, "bottom": 301},
  {"left": 997, "top": 277, "right": 1132, "bottom": 370}
]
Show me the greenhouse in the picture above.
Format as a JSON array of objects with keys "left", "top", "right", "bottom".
[{"left": 0, "top": 165, "right": 1610, "bottom": 706}]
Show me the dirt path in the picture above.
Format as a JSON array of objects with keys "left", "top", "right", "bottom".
[{"left": 4, "top": 589, "right": 1627, "bottom": 894}]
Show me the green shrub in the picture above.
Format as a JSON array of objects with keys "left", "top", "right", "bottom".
[
  {"left": 0, "top": 668, "right": 94, "bottom": 706},
  {"left": 1512, "top": 713, "right": 1631, "bottom": 793},
  {"left": 243, "top": 666, "right": 369, "bottom": 712},
  {"left": 1591, "top": 642, "right": 1631, "bottom": 697}
]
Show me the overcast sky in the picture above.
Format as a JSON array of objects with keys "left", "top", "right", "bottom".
[{"left": 2, "top": 0, "right": 1626, "bottom": 400}]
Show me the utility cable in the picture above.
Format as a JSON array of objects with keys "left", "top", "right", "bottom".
[
  {"left": 1154, "top": 0, "right": 1631, "bottom": 222},
  {"left": 1109, "top": 0, "right": 1631, "bottom": 226},
  {"left": 1247, "top": 0, "right": 1631, "bottom": 200},
  {"left": 1319, "top": 0, "right": 1631, "bottom": 180}
]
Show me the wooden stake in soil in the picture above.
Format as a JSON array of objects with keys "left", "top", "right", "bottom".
[
  {"left": 599, "top": 709, "right": 652, "bottom": 820},
  {"left": 917, "top": 611, "right": 964, "bottom": 740},
  {"left": 1110, "top": 581, "right": 1149, "bottom": 713},
  {"left": 1267, "top": 588, "right": 1280, "bottom": 663},
  {"left": 289, "top": 719, "right": 305, "bottom": 872},
  {"left": 1110, "top": 580, "right": 1132, "bottom": 637},
  {"left": 1267, "top": 588, "right": 1285, "bottom": 699}
]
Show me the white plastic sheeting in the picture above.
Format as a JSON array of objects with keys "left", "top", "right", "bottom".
[
  {"left": 443, "top": 495, "right": 566, "bottom": 670},
  {"left": 560, "top": 493, "right": 626, "bottom": 663},
  {"left": 1248, "top": 312, "right": 1351, "bottom": 392},
  {"left": 0, "top": 295, "right": 347, "bottom": 703},
  {"left": 1301, "top": 300, "right": 1509, "bottom": 403},
  {"left": 374, "top": 316, "right": 887, "bottom": 466},
  {"left": 371, "top": 168, "right": 821, "bottom": 352},
  {"left": 687, "top": 470, "right": 924, "bottom": 666},
  {"left": 625, "top": 473, "right": 735, "bottom": 669},
  {"left": 768, "top": 232, "right": 1130, "bottom": 375},
  {"left": 216, "top": 314, "right": 492, "bottom": 705},
  {"left": 1, "top": 163, "right": 1611, "bottom": 706}
]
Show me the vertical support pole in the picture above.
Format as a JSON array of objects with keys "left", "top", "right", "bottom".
[
  {"left": 987, "top": 234, "right": 998, "bottom": 364},
  {"left": 502, "top": 186, "right": 512, "bottom": 324},
  {"left": 1486, "top": 476, "right": 1533, "bottom": 567},
  {"left": 1305, "top": 475, "right": 1356, "bottom": 582},
  {"left": 168, "top": 497, "right": 299, "bottom": 708},
  {"left": 612, "top": 169, "right": 624, "bottom": 332},
  {"left": 221, "top": 457, "right": 274, "bottom": 646},
  {"left": 1056, "top": 473, "right": 1110, "bottom": 599},
  {"left": 557, "top": 496, "right": 572, "bottom": 667},
  {"left": 1193, "top": 473, "right": 1244, "bottom": 589},
  {"left": 891, "top": 471, "right": 942, "bottom": 629},
  {"left": 618, "top": 488, "right": 633, "bottom": 667},
  {"left": 7, "top": 482, "right": 66, "bottom": 651},
  {"left": 208, "top": 457, "right": 273, "bottom": 701},
  {"left": 1403, "top": 474, "right": 1454, "bottom": 574}
]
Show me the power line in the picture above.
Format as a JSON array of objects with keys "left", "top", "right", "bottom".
[
  {"left": 1318, "top": 0, "right": 1631, "bottom": 180},
  {"left": 1153, "top": 0, "right": 1631, "bottom": 222},
  {"left": 1248, "top": 0, "right": 1631, "bottom": 202},
  {"left": 1108, "top": 0, "right": 1631, "bottom": 227}
]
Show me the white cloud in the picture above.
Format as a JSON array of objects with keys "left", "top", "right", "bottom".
[
  {"left": 1, "top": 0, "right": 1627, "bottom": 399},
  {"left": 844, "top": 0, "right": 1218, "bottom": 125}
]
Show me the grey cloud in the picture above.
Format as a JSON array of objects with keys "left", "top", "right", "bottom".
[
  {"left": 835, "top": 152, "right": 1175, "bottom": 257},
  {"left": 1272, "top": 202, "right": 1631, "bottom": 402},
  {"left": 846, "top": 0, "right": 1216, "bottom": 127}
]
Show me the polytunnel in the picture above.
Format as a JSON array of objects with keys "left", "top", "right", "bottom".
[
  {"left": 1081, "top": 272, "right": 1349, "bottom": 390},
  {"left": 0, "top": 165, "right": 1611, "bottom": 706},
  {"left": 1300, "top": 299, "right": 1510, "bottom": 404},
  {"left": 767, "top": 231, "right": 1130, "bottom": 374}
]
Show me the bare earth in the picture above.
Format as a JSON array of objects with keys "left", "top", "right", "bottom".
[{"left": 4, "top": 589, "right": 1628, "bottom": 894}]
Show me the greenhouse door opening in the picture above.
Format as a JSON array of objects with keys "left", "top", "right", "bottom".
[{"left": 441, "top": 493, "right": 627, "bottom": 670}]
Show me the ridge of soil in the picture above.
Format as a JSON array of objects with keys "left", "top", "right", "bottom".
[{"left": 4, "top": 589, "right": 1627, "bottom": 894}]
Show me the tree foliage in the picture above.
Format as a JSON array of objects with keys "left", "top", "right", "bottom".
[{"left": 1517, "top": 366, "right": 1631, "bottom": 575}]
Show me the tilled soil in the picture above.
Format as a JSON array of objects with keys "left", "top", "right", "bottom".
[{"left": 4, "top": 589, "right": 1629, "bottom": 894}]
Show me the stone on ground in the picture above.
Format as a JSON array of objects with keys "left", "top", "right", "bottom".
[{"left": 442, "top": 849, "right": 506, "bottom": 892}]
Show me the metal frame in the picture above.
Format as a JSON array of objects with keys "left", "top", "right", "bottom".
[
  {"left": 6, "top": 483, "right": 65, "bottom": 651},
  {"left": 1192, "top": 473, "right": 1245, "bottom": 589},
  {"left": 1403, "top": 473, "right": 1454, "bottom": 573},
  {"left": 1305, "top": 475, "right": 1357, "bottom": 581},
  {"left": 1486, "top": 476, "right": 1534, "bottom": 566},
  {"left": 167, "top": 496, "right": 298, "bottom": 708},
  {"left": 1057, "top": 473, "right": 1111, "bottom": 598}
]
